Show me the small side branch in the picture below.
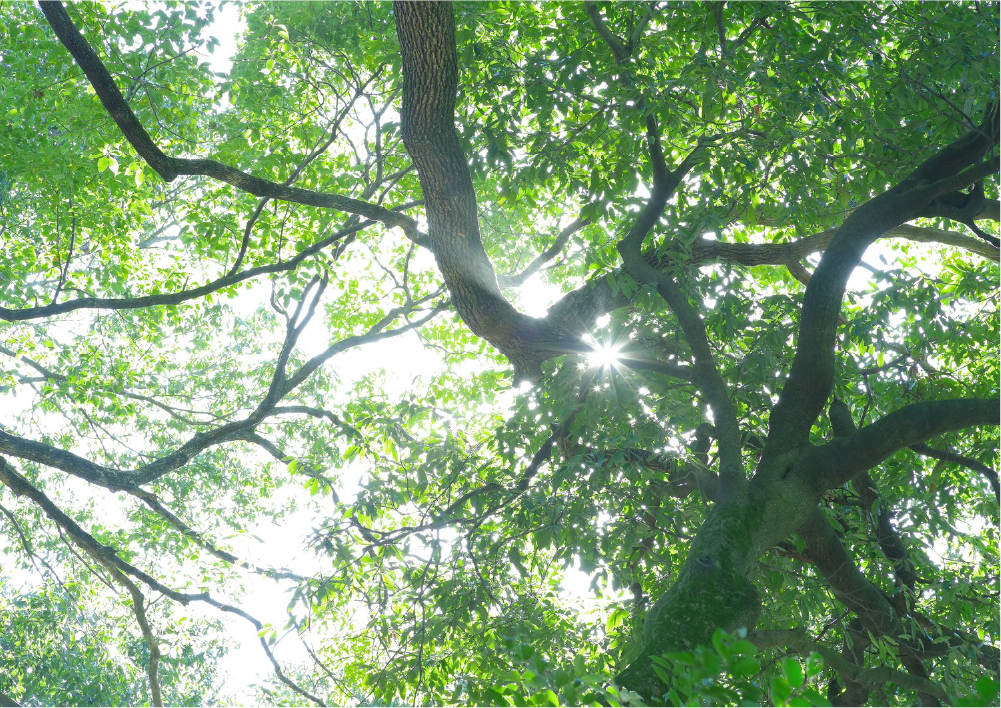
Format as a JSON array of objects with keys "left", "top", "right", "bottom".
[
  {"left": 910, "top": 443, "right": 999, "bottom": 502},
  {"left": 497, "top": 214, "right": 591, "bottom": 288},
  {"left": 0, "top": 299, "right": 446, "bottom": 490},
  {"left": 1, "top": 219, "right": 371, "bottom": 322}
]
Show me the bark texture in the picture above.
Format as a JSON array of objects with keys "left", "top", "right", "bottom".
[{"left": 394, "top": 2, "right": 580, "bottom": 381}]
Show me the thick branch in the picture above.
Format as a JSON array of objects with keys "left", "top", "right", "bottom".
[
  {"left": 798, "top": 509, "right": 945, "bottom": 706},
  {"left": 394, "top": 1, "right": 577, "bottom": 381},
  {"left": 584, "top": 2, "right": 630, "bottom": 64},
  {"left": 767, "top": 106, "right": 1000, "bottom": 453},
  {"left": 798, "top": 509, "right": 904, "bottom": 638},
  {"left": 830, "top": 399, "right": 916, "bottom": 589},
  {"left": 818, "top": 398, "right": 999, "bottom": 489}
]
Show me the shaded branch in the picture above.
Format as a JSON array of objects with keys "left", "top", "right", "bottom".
[
  {"left": 910, "top": 442, "right": 1000, "bottom": 502},
  {"left": 767, "top": 105, "right": 1001, "bottom": 454},
  {"left": 687, "top": 224, "right": 1000, "bottom": 266},
  {"left": 750, "top": 627, "right": 950, "bottom": 704},
  {"left": 829, "top": 399, "right": 916, "bottom": 589},
  {"left": 584, "top": 2, "right": 629, "bottom": 64},
  {"left": 818, "top": 398, "right": 999, "bottom": 490},
  {"left": 798, "top": 508, "right": 904, "bottom": 639}
]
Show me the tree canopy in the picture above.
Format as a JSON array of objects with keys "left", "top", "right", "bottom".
[{"left": 0, "top": 1, "right": 998, "bottom": 706}]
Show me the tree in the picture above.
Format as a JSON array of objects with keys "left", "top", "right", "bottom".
[{"left": 0, "top": 1, "right": 998, "bottom": 705}]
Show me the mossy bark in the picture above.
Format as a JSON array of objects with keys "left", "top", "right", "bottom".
[{"left": 615, "top": 448, "right": 825, "bottom": 702}]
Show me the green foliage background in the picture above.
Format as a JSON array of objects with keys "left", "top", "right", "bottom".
[{"left": 0, "top": 1, "right": 997, "bottom": 706}]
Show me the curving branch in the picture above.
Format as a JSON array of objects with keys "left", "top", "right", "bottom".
[
  {"left": 829, "top": 399, "right": 916, "bottom": 589},
  {"left": 910, "top": 443, "right": 1000, "bottom": 502},
  {"left": 37, "top": 2, "right": 418, "bottom": 241},
  {"left": 394, "top": 1, "right": 584, "bottom": 382},
  {"left": 584, "top": 2, "right": 629, "bottom": 64},
  {"left": 497, "top": 214, "right": 591, "bottom": 288},
  {"left": 797, "top": 509, "right": 944, "bottom": 707},
  {"left": 685, "top": 223, "right": 1000, "bottom": 267},
  {"left": 0, "top": 456, "right": 326, "bottom": 707},
  {"left": 750, "top": 627, "right": 950, "bottom": 704},
  {"left": 0, "top": 219, "right": 371, "bottom": 322},
  {"left": 817, "top": 398, "right": 999, "bottom": 490},
  {"left": 767, "top": 105, "right": 1000, "bottom": 455},
  {"left": 582, "top": 1, "right": 745, "bottom": 500}
]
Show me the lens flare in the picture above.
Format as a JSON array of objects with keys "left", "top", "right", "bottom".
[{"left": 588, "top": 342, "right": 623, "bottom": 369}]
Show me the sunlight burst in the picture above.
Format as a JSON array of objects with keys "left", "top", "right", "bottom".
[{"left": 588, "top": 342, "right": 623, "bottom": 369}]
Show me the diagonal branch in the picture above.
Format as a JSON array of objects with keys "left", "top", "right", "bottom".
[
  {"left": 817, "top": 398, "right": 999, "bottom": 490},
  {"left": 131, "top": 489, "right": 310, "bottom": 583},
  {"left": 0, "top": 302, "right": 445, "bottom": 490},
  {"left": 910, "top": 443, "right": 999, "bottom": 501},
  {"left": 797, "top": 509, "right": 944, "bottom": 707},
  {"left": 0, "top": 456, "right": 326, "bottom": 706},
  {"left": 584, "top": 2, "right": 629, "bottom": 64},
  {"left": 829, "top": 399, "right": 916, "bottom": 589},
  {"left": 766, "top": 105, "right": 1000, "bottom": 454},
  {"left": 37, "top": 1, "right": 418, "bottom": 241},
  {"left": 0, "top": 219, "right": 371, "bottom": 322},
  {"left": 497, "top": 214, "right": 591, "bottom": 288},
  {"left": 750, "top": 627, "right": 950, "bottom": 704}
]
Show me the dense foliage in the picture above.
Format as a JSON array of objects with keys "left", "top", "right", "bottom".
[{"left": 0, "top": 1, "right": 998, "bottom": 706}]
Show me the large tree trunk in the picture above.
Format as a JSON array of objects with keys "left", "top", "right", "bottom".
[
  {"left": 394, "top": 1, "right": 580, "bottom": 381},
  {"left": 393, "top": 3, "right": 999, "bottom": 702}
]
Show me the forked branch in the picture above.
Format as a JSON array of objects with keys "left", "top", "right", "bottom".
[{"left": 767, "top": 105, "right": 1000, "bottom": 453}]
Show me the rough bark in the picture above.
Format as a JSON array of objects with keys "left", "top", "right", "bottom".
[
  {"left": 394, "top": 1, "right": 581, "bottom": 381},
  {"left": 34, "top": 2, "right": 1000, "bottom": 702},
  {"left": 612, "top": 108, "right": 1000, "bottom": 703}
]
